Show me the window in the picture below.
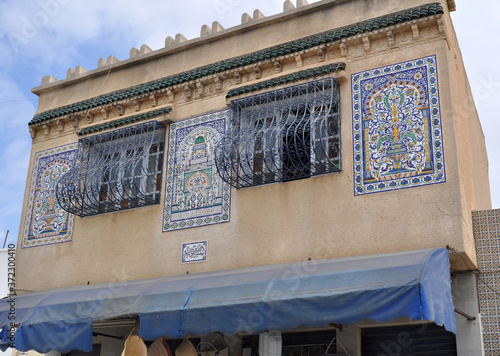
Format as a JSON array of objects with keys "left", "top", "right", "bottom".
[
  {"left": 215, "top": 77, "right": 340, "bottom": 188},
  {"left": 56, "top": 121, "right": 166, "bottom": 217}
]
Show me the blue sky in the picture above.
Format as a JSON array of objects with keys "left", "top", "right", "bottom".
[{"left": 0, "top": 0, "right": 498, "bottom": 247}]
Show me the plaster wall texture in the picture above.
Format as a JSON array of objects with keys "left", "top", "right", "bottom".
[
  {"left": 436, "top": 10, "right": 492, "bottom": 269},
  {"left": 16, "top": 0, "right": 488, "bottom": 292}
]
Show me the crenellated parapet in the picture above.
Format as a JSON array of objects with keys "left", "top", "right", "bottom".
[{"left": 29, "top": 1, "right": 448, "bottom": 142}]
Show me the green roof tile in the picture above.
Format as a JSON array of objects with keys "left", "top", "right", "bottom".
[
  {"left": 77, "top": 107, "right": 172, "bottom": 136},
  {"left": 31, "top": 3, "right": 442, "bottom": 126},
  {"left": 226, "top": 62, "right": 346, "bottom": 99},
  {"left": 404, "top": 10, "right": 412, "bottom": 21}
]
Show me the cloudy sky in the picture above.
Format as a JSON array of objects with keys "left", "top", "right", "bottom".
[{"left": 0, "top": 0, "right": 497, "bottom": 247}]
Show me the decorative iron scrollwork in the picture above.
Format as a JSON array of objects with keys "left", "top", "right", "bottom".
[
  {"left": 215, "top": 77, "right": 341, "bottom": 188},
  {"left": 56, "top": 121, "right": 165, "bottom": 217}
]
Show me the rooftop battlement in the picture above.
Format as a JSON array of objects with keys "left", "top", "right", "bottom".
[
  {"left": 36, "top": 0, "right": 317, "bottom": 89},
  {"left": 34, "top": 0, "right": 456, "bottom": 90}
]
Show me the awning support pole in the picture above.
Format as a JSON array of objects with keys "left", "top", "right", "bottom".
[
  {"left": 92, "top": 332, "right": 124, "bottom": 340},
  {"left": 454, "top": 307, "right": 476, "bottom": 321}
]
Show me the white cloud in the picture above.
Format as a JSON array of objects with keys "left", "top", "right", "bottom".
[
  {"left": 0, "top": 73, "right": 33, "bottom": 246},
  {"left": 0, "top": 0, "right": 308, "bottom": 83},
  {"left": 452, "top": 0, "right": 500, "bottom": 208},
  {"left": 1, "top": 0, "right": 321, "bottom": 79}
]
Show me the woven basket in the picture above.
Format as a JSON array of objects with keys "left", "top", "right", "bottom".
[
  {"left": 148, "top": 337, "right": 172, "bottom": 356},
  {"left": 175, "top": 339, "right": 198, "bottom": 356},
  {"left": 122, "top": 332, "right": 147, "bottom": 356}
]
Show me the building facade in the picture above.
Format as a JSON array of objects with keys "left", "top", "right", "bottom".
[{"left": 1, "top": 0, "right": 495, "bottom": 354}]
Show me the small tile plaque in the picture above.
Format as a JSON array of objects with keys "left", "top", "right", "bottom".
[{"left": 182, "top": 241, "right": 208, "bottom": 263}]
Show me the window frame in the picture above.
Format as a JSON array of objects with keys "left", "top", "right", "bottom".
[
  {"left": 56, "top": 120, "right": 166, "bottom": 217},
  {"left": 216, "top": 77, "right": 341, "bottom": 188}
]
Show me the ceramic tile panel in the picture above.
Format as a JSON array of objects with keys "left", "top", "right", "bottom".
[
  {"left": 352, "top": 55, "right": 445, "bottom": 195},
  {"left": 21, "top": 144, "right": 78, "bottom": 248},
  {"left": 182, "top": 241, "right": 208, "bottom": 263},
  {"left": 472, "top": 209, "right": 500, "bottom": 355},
  {"left": 163, "top": 110, "right": 230, "bottom": 231}
]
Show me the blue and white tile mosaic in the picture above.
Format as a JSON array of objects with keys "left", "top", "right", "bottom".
[
  {"left": 472, "top": 209, "right": 500, "bottom": 356},
  {"left": 22, "top": 144, "right": 78, "bottom": 248},
  {"left": 352, "top": 55, "right": 445, "bottom": 195},
  {"left": 163, "top": 110, "right": 230, "bottom": 231},
  {"left": 182, "top": 241, "right": 208, "bottom": 263}
]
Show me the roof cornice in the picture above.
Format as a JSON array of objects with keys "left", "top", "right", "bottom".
[
  {"left": 29, "top": 3, "right": 444, "bottom": 128},
  {"left": 226, "top": 62, "right": 345, "bottom": 99},
  {"left": 77, "top": 107, "right": 172, "bottom": 136}
]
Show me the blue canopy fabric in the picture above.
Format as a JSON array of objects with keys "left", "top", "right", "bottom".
[
  {"left": 0, "top": 326, "right": 12, "bottom": 351},
  {"left": 0, "top": 248, "right": 455, "bottom": 353}
]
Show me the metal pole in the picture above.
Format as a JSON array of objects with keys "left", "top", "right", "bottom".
[{"left": 3, "top": 230, "right": 9, "bottom": 249}]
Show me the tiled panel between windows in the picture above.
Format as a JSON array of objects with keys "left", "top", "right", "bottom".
[
  {"left": 472, "top": 209, "right": 500, "bottom": 356},
  {"left": 21, "top": 143, "right": 78, "bottom": 248},
  {"left": 163, "top": 110, "right": 231, "bottom": 231},
  {"left": 351, "top": 55, "right": 446, "bottom": 195}
]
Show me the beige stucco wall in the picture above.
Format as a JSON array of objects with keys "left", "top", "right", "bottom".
[
  {"left": 17, "top": 0, "right": 489, "bottom": 292},
  {"left": 437, "top": 9, "right": 492, "bottom": 267}
]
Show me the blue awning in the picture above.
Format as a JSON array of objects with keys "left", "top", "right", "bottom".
[{"left": 0, "top": 248, "right": 455, "bottom": 353}]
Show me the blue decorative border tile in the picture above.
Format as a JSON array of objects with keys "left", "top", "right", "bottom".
[
  {"left": 163, "top": 110, "right": 231, "bottom": 231},
  {"left": 21, "top": 143, "right": 78, "bottom": 248},
  {"left": 352, "top": 55, "right": 445, "bottom": 195},
  {"left": 182, "top": 241, "right": 208, "bottom": 263}
]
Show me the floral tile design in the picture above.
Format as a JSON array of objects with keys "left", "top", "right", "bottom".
[
  {"left": 163, "top": 111, "right": 230, "bottom": 231},
  {"left": 22, "top": 144, "right": 78, "bottom": 248},
  {"left": 352, "top": 55, "right": 445, "bottom": 195}
]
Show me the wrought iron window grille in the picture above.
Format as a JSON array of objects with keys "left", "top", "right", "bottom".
[
  {"left": 215, "top": 77, "right": 341, "bottom": 188},
  {"left": 56, "top": 120, "right": 166, "bottom": 217}
]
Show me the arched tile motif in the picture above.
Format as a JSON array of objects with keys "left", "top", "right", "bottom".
[
  {"left": 163, "top": 110, "right": 230, "bottom": 231},
  {"left": 22, "top": 143, "right": 78, "bottom": 248},
  {"left": 352, "top": 55, "right": 445, "bottom": 195}
]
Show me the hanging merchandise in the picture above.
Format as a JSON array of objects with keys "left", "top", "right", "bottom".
[
  {"left": 259, "top": 331, "right": 282, "bottom": 356},
  {"left": 175, "top": 339, "right": 198, "bottom": 356},
  {"left": 122, "top": 328, "right": 147, "bottom": 356},
  {"left": 196, "top": 333, "right": 229, "bottom": 356},
  {"left": 323, "top": 337, "right": 349, "bottom": 356},
  {"left": 148, "top": 337, "right": 172, "bottom": 356}
]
